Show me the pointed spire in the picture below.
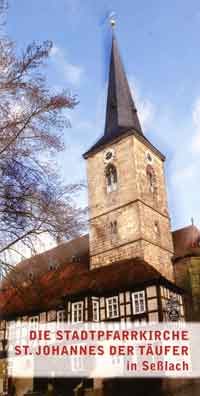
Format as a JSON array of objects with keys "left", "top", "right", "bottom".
[
  {"left": 104, "top": 33, "right": 143, "bottom": 137},
  {"left": 83, "top": 29, "right": 159, "bottom": 160}
]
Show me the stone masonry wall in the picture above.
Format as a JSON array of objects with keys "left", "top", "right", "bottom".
[
  {"left": 87, "top": 133, "right": 174, "bottom": 280},
  {"left": 89, "top": 202, "right": 140, "bottom": 257},
  {"left": 134, "top": 137, "right": 169, "bottom": 217},
  {"left": 138, "top": 202, "right": 174, "bottom": 254},
  {"left": 142, "top": 240, "right": 174, "bottom": 281},
  {"left": 87, "top": 135, "right": 137, "bottom": 220},
  {"left": 90, "top": 240, "right": 142, "bottom": 269}
]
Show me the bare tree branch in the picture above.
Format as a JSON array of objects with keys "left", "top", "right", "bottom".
[{"left": 0, "top": 1, "right": 86, "bottom": 276}]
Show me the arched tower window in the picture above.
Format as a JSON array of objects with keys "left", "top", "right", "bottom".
[
  {"left": 146, "top": 164, "right": 156, "bottom": 194},
  {"left": 110, "top": 220, "right": 118, "bottom": 236},
  {"left": 154, "top": 221, "right": 160, "bottom": 236},
  {"left": 105, "top": 164, "right": 118, "bottom": 193}
]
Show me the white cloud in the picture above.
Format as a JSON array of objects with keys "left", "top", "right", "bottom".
[
  {"left": 169, "top": 157, "right": 200, "bottom": 229},
  {"left": 191, "top": 97, "right": 200, "bottom": 153},
  {"left": 167, "top": 95, "right": 200, "bottom": 229},
  {"left": 46, "top": 66, "right": 200, "bottom": 231},
  {"left": 51, "top": 45, "right": 83, "bottom": 87},
  {"left": 129, "top": 76, "right": 156, "bottom": 131},
  {"left": 71, "top": 81, "right": 200, "bottom": 230},
  {"left": 126, "top": 79, "right": 200, "bottom": 229},
  {"left": 51, "top": 0, "right": 82, "bottom": 21},
  {"left": 138, "top": 98, "right": 155, "bottom": 131}
]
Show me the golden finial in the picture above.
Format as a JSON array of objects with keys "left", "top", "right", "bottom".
[{"left": 109, "top": 12, "right": 116, "bottom": 29}]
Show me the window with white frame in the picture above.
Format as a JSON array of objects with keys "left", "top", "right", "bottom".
[
  {"left": 29, "top": 316, "right": 39, "bottom": 331},
  {"left": 29, "top": 316, "right": 39, "bottom": 324},
  {"left": 71, "top": 302, "right": 84, "bottom": 323},
  {"left": 8, "top": 322, "right": 15, "bottom": 341},
  {"left": 57, "top": 310, "right": 66, "bottom": 323},
  {"left": 132, "top": 291, "right": 146, "bottom": 315},
  {"left": 106, "top": 296, "right": 119, "bottom": 319},
  {"left": 92, "top": 299, "right": 99, "bottom": 322},
  {"left": 7, "top": 359, "right": 13, "bottom": 382}
]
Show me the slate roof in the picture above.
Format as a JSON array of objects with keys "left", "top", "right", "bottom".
[
  {"left": 83, "top": 129, "right": 165, "bottom": 160},
  {"left": 104, "top": 34, "right": 142, "bottom": 137},
  {"left": 83, "top": 34, "right": 164, "bottom": 160},
  {"left": 84, "top": 34, "right": 142, "bottom": 158}
]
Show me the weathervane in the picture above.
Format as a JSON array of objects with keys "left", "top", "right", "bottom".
[{"left": 109, "top": 11, "right": 116, "bottom": 29}]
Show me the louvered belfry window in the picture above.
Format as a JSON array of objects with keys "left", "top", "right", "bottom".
[
  {"left": 105, "top": 164, "right": 118, "bottom": 193},
  {"left": 146, "top": 164, "right": 156, "bottom": 194}
]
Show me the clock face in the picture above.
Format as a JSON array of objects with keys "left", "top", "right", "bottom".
[
  {"left": 105, "top": 151, "right": 113, "bottom": 160},
  {"left": 145, "top": 151, "right": 153, "bottom": 164},
  {"left": 104, "top": 149, "right": 115, "bottom": 163}
]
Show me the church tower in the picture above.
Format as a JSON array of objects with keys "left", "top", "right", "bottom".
[{"left": 83, "top": 31, "right": 174, "bottom": 281}]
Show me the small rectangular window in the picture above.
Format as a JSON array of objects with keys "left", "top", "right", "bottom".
[
  {"left": 29, "top": 316, "right": 39, "bottom": 331},
  {"left": 57, "top": 310, "right": 66, "bottom": 323},
  {"left": 29, "top": 316, "right": 39, "bottom": 324},
  {"left": 92, "top": 299, "right": 99, "bottom": 322},
  {"left": 72, "top": 302, "right": 84, "bottom": 323},
  {"left": 132, "top": 291, "right": 146, "bottom": 315},
  {"left": 106, "top": 296, "right": 119, "bottom": 319},
  {"left": 110, "top": 221, "right": 117, "bottom": 236},
  {"left": 106, "top": 165, "right": 118, "bottom": 193}
]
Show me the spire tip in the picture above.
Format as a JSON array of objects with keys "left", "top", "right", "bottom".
[{"left": 109, "top": 12, "right": 116, "bottom": 29}]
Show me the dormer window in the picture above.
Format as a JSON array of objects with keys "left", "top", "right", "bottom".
[
  {"left": 48, "top": 259, "right": 59, "bottom": 271},
  {"left": 72, "top": 256, "right": 81, "bottom": 263},
  {"left": 105, "top": 164, "right": 118, "bottom": 193}
]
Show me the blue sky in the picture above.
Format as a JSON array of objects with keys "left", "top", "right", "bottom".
[{"left": 7, "top": 0, "right": 200, "bottom": 231}]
